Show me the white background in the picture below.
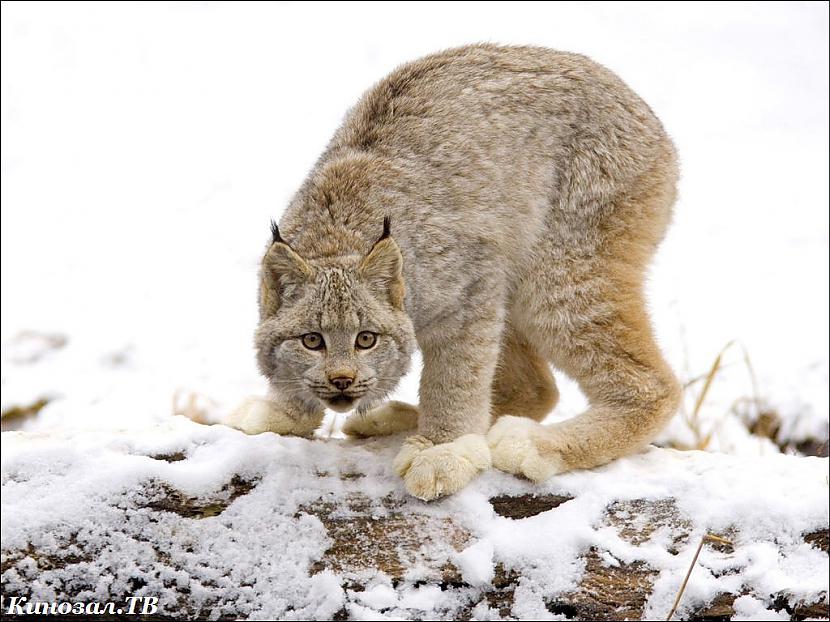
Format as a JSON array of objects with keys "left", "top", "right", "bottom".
[{"left": 2, "top": 2, "right": 827, "bottom": 448}]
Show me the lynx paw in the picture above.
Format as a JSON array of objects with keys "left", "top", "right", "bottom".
[
  {"left": 225, "top": 397, "right": 320, "bottom": 437},
  {"left": 343, "top": 401, "right": 419, "bottom": 437},
  {"left": 487, "top": 416, "right": 564, "bottom": 483},
  {"left": 393, "top": 434, "right": 492, "bottom": 501}
]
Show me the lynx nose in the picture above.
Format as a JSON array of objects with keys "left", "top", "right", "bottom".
[{"left": 328, "top": 373, "right": 355, "bottom": 391}]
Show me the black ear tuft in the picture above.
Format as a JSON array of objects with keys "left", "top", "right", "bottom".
[
  {"left": 379, "top": 215, "right": 391, "bottom": 242},
  {"left": 270, "top": 219, "right": 287, "bottom": 245},
  {"left": 366, "top": 216, "right": 392, "bottom": 252}
]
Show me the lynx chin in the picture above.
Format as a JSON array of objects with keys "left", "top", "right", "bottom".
[{"left": 227, "top": 44, "right": 681, "bottom": 500}]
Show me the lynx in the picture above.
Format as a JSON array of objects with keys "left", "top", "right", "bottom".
[{"left": 228, "top": 44, "right": 681, "bottom": 500}]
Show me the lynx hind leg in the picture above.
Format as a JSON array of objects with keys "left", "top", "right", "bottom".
[
  {"left": 489, "top": 295, "right": 680, "bottom": 481},
  {"left": 490, "top": 156, "right": 680, "bottom": 482},
  {"left": 226, "top": 396, "right": 324, "bottom": 438},
  {"left": 343, "top": 401, "right": 419, "bottom": 438},
  {"left": 491, "top": 325, "right": 559, "bottom": 423}
]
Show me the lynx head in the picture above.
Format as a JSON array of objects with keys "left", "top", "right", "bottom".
[{"left": 254, "top": 217, "right": 415, "bottom": 413}]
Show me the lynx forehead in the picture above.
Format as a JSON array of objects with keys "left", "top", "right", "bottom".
[{"left": 229, "top": 44, "right": 681, "bottom": 501}]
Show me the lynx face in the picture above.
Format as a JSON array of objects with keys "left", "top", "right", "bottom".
[{"left": 254, "top": 224, "right": 415, "bottom": 413}]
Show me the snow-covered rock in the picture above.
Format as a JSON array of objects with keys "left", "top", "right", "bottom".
[{"left": 2, "top": 418, "right": 827, "bottom": 620}]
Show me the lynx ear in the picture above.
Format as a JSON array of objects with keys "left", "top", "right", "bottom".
[
  {"left": 359, "top": 217, "right": 405, "bottom": 309},
  {"left": 259, "top": 221, "right": 314, "bottom": 318}
]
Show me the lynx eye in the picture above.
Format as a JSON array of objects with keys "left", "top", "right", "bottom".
[
  {"left": 301, "top": 333, "right": 325, "bottom": 350},
  {"left": 355, "top": 331, "right": 377, "bottom": 350}
]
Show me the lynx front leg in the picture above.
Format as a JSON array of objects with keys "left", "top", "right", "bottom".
[
  {"left": 226, "top": 392, "right": 324, "bottom": 438},
  {"left": 395, "top": 308, "right": 502, "bottom": 500},
  {"left": 343, "top": 401, "right": 419, "bottom": 438}
]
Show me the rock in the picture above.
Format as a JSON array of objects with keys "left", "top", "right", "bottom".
[
  {"left": 1, "top": 422, "right": 827, "bottom": 620},
  {"left": 489, "top": 493, "right": 573, "bottom": 519}
]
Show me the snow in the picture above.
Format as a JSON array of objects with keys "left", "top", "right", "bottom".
[
  {"left": 455, "top": 540, "right": 496, "bottom": 587},
  {"left": 731, "top": 595, "right": 790, "bottom": 621},
  {"left": 354, "top": 583, "right": 400, "bottom": 610},
  {"left": 2, "top": 419, "right": 827, "bottom": 619}
]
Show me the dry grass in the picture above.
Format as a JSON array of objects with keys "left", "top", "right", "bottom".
[
  {"left": 676, "top": 340, "right": 766, "bottom": 451},
  {"left": 665, "top": 533, "right": 734, "bottom": 620},
  {"left": 0, "top": 396, "right": 52, "bottom": 432}
]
